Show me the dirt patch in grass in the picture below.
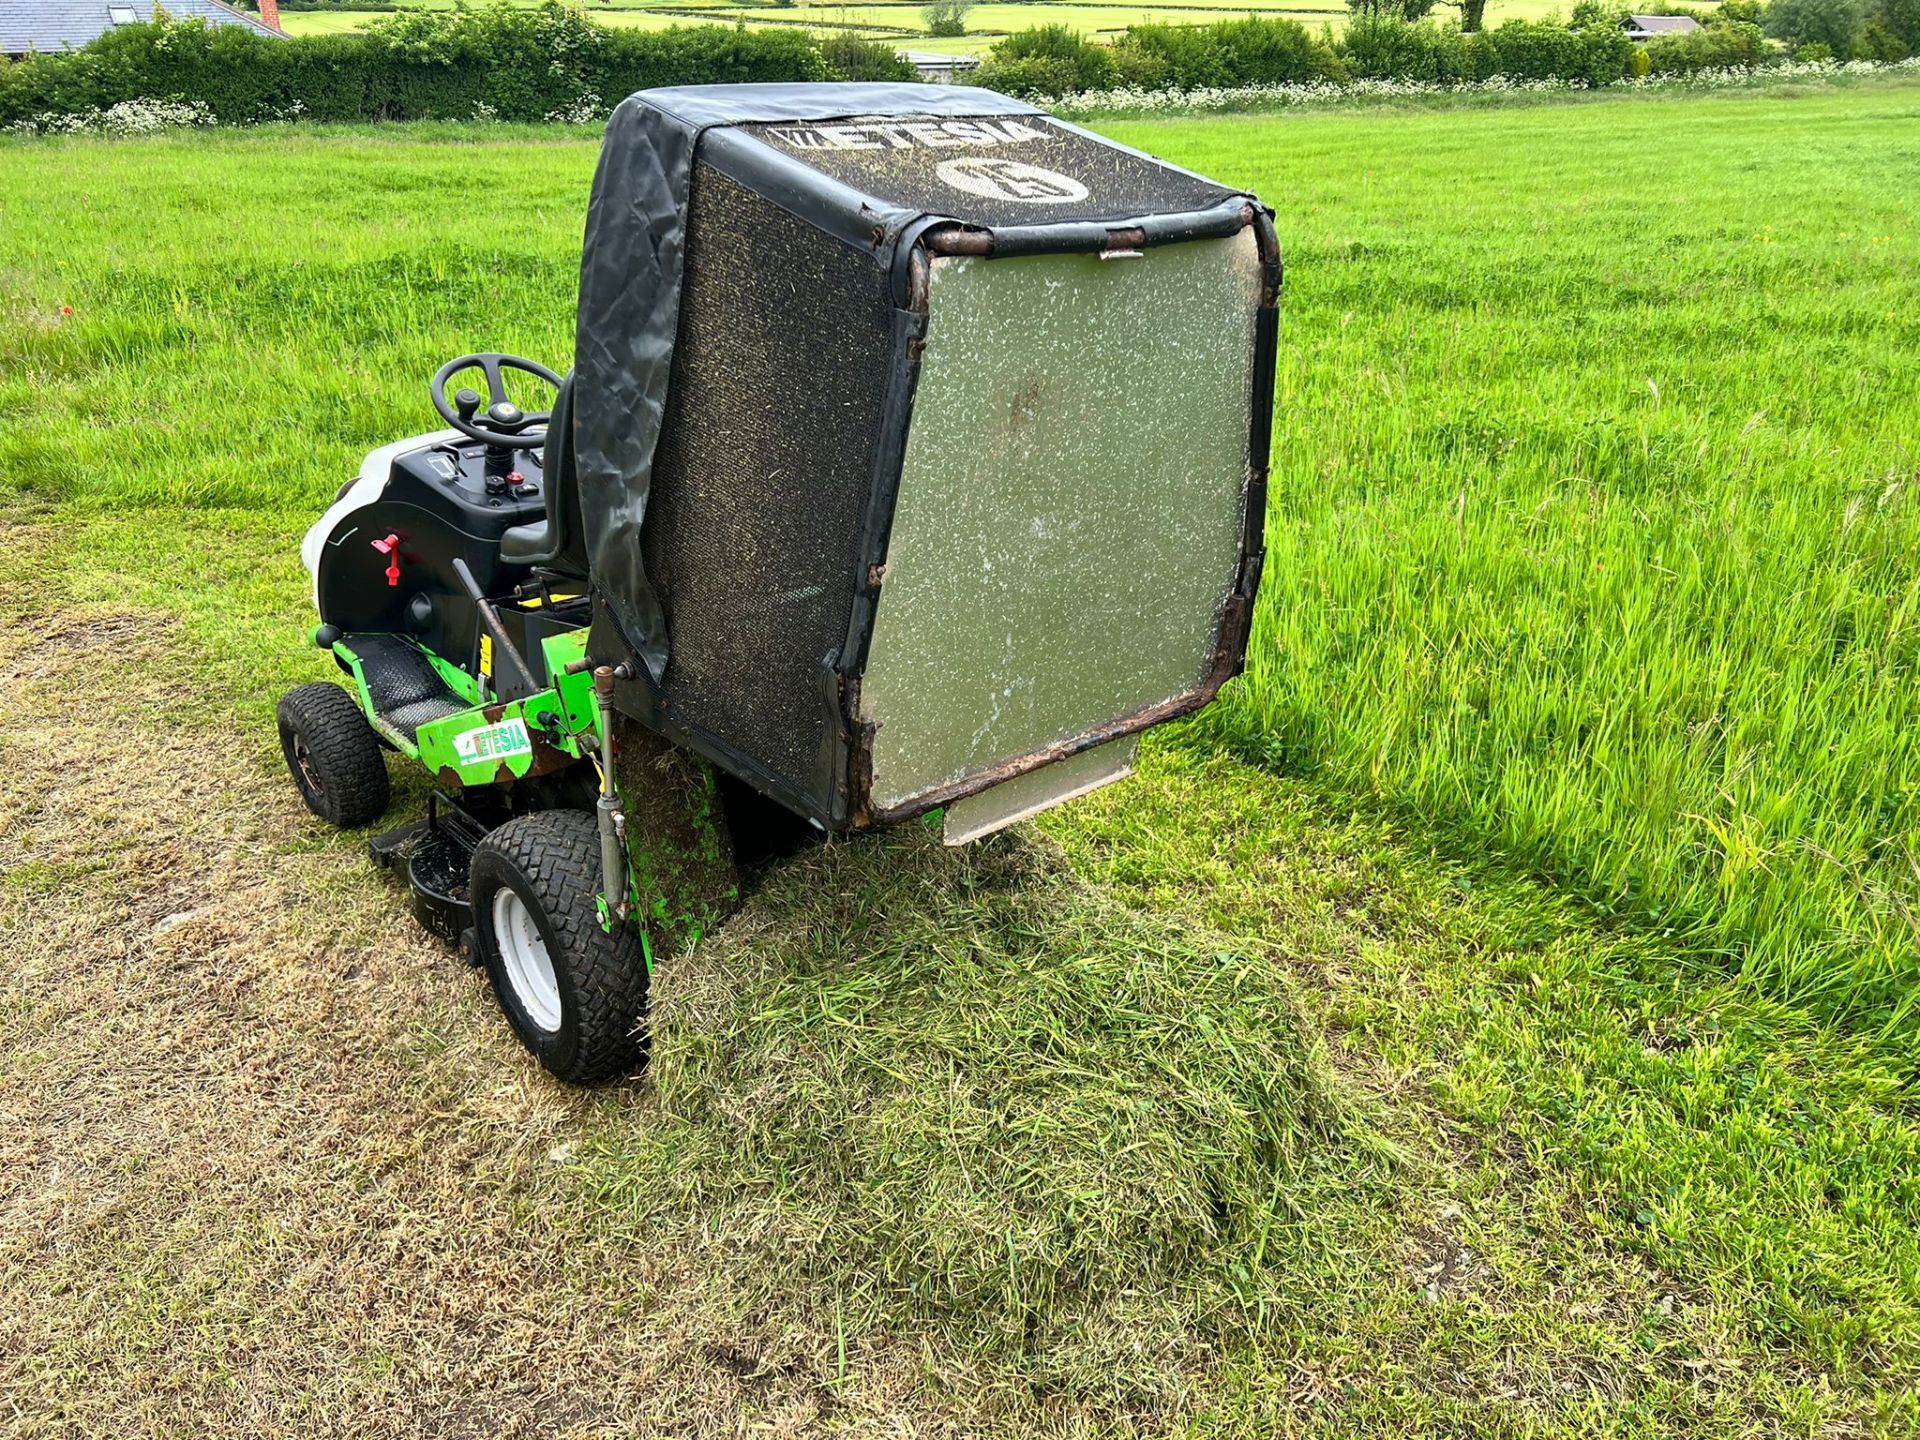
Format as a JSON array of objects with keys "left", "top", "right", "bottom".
[{"left": 0, "top": 582, "right": 854, "bottom": 1432}]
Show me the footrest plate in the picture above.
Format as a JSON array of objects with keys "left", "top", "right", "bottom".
[{"left": 343, "top": 633, "right": 471, "bottom": 743}]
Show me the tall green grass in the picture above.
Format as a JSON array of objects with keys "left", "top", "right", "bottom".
[{"left": 1104, "top": 88, "right": 1920, "bottom": 1033}]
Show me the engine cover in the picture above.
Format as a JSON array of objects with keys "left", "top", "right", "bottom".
[{"left": 304, "top": 433, "right": 548, "bottom": 676}]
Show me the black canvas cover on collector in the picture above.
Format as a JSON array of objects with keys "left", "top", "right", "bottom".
[{"left": 569, "top": 82, "right": 1251, "bottom": 683}]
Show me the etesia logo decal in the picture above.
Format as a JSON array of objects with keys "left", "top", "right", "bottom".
[
  {"left": 454, "top": 716, "right": 532, "bottom": 765},
  {"left": 934, "top": 157, "right": 1090, "bottom": 204},
  {"left": 766, "top": 117, "right": 1048, "bottom": 151}
]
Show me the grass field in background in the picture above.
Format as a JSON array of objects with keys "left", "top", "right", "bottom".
[
  {"left": 581, "top": 3, "right": 1352, "bottom": 41},
  {"left": 1, "top": 81, "right": 1917, "bottom": 1434},
  {"left": 273, "top": 4, "right": 1340, "bottom": 53},
  {"left": 274, "top": 0, "right": 1637, "bottom": 48}
]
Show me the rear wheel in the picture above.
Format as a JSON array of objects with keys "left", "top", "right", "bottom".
[
  {"left": 277, "top": 682, "right": 391, "bottom": 828},
  {"left": 468, "top": 810, "right": 651, "bottom": 1085}
]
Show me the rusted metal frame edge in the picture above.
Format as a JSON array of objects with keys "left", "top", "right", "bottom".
[
  {"left": 1232, "top": 200, "right": 1281, "bottom": 689},
  {"left": 830, "top": 236, "right": 935, "bottom": 831},
  {"left": 867, "top": 683, "right": 1220, "bottom": 827},
  {"left": 921, "top": 197, "right": 1254, "bottom": 261}
]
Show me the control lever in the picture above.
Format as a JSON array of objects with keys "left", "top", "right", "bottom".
[
  {"left": 455, "top": 387, "right": 482, "bottom": 426},
  {"left": 451, "top": 557, "right": 540, "bottom": 698},
  {"left": 370, "top": 532, "right": 402, "bottom": 588}
]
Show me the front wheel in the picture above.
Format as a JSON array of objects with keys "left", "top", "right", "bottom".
[
  {"left": 277, "top": 682, "right": 391, "bottom": 828},
  {"left": 468, "top": 810, "right": 651, "bottom": 1085}
]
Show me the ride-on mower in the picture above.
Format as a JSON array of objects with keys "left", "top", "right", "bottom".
[{"left": 279, "top": 83, "right": 1277, "bottom": 1084}]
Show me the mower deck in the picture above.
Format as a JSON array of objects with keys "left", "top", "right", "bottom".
[{"left": 368, "top": 792, "right": 491, "bottom": 949}]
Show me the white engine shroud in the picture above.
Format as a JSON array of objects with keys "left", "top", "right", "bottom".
[{"left": 299, "top": 430, "right": 462, "bottom": 607}]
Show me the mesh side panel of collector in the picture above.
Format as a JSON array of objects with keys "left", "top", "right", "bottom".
[{"left": 640, "top": 163, "right": 895, "bottom": 804}]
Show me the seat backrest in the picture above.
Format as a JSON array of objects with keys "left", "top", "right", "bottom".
[
  {"left": 503, "top": 373, "right": 590, "bottom": 578},
  {"left": 544, "top": 374, "right": 590, "bottom": 578}
]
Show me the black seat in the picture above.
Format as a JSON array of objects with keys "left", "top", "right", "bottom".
[{"left": 500, "top": 373, "right": 589, "bottom": 578}]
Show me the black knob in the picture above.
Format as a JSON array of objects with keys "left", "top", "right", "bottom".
[{"left": 455, "top": 387, "right": 482, "bottom": 424}]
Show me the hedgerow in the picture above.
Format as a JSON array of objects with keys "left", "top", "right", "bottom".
[
  {"left": 7, "top": 0, "right": 1919, "bottom": 130},
  {"left": 972, "top": 23, "right": 1121, "bottom": 98},
  {"left": 1111, "top": 17, "right": 1347, "bottom": 89},
  {"left": 1642, "top": 19, "right": 1774, "bottom": 71},
  {"left": 977, "top": 14, "right": 1637, "bottom": 96},
  {"left": 976, "top": 0, "right": 1916, "bottom": 97},
  {"left": 0, "top": 4, "right": 834, "bottom": 127},
  {"left": 1040, "top": 55, "right": 1920, "bottom": 116}
]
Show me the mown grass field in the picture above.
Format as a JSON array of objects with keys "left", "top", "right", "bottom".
[
  {"left": 274, "top": 0, "right": 1618, "bottom": 52},
  {"left": 2, "top": 81, "right": 1918, "bottom": 1436}
]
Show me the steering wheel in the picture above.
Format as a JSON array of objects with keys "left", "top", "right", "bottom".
[{"left": 431, "top": 352, "right": 564, "bottom": 449}]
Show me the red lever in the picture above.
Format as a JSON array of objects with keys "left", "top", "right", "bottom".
[{"left": 371, "top": 533, "right": 402, "bottom": 588}]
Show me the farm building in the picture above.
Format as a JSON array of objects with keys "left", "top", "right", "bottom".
[
  {"left": 1621, "top": 13, "right": 1702, "bottom": 39},
  {"left": 896, "top": 50, "right": 982, "bottom": 82},
  {"left": 0, "top": 0, "right": 284, "bottom": 57}
]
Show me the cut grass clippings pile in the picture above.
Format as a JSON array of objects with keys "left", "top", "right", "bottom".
[{"left": 578, "top": 827, "right": 1392, "bottom": 1407}]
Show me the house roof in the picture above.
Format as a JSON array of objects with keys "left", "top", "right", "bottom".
[
  {"left": 1623, "top": 14, "right": 1702, "bottom": 32},
  {"left": 1, "top": 0, "right": 284, "bottom": 56}
]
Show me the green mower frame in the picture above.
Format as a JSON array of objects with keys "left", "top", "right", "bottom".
[{"left": 280, "top": 613, "right": 740, "bottom": 1084}]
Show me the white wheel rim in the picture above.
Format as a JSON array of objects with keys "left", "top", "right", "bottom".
[{"left": 492, "top": 888, "right": 562, "bottom": 1033}]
